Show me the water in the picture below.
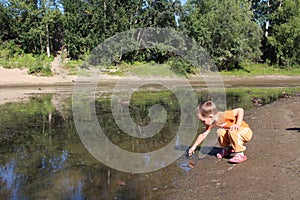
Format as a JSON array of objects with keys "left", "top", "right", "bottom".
[{"left": 0, "top": 87, "right": 299, "bottom": 199}]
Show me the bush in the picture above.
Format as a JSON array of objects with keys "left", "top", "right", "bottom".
[
  {"left": 0, "top": 52, "right": 53, "bottom": 76},
  {"left": 28, "top": 64, "right": 52, "bottom": 76},
  {"left": 168, "top": 57, "right": 195, "bottom": 76},
  {"left": 26, "top": 54, "right": 52, "bottom": 76},
  {"left": 62, "top": 59, "right": 83, "bottom": 75},
  {"left": 0, "top": 40, "right": 23, "bottom": 59}
]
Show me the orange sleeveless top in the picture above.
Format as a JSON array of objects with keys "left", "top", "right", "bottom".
[{"left": 215, "top": 110, "right": 249, "bottom": 129}]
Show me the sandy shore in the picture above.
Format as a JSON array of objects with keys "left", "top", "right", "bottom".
[
  {"left": 1, "top": 66, "right": 300, "bottom": 87},
  {"left": 0, "top": 66, "right": 300, "bottom": 104},
  {"left": 0, "top": 67, "right": 76, "bottom": 104}
]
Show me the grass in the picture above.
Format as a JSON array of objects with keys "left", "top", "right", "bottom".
[
  {"left": 109, "top": 61, "right": 300, "bottom": 78},
  {"left": 220, "top": 62, "right": 300, "bottom": 76},
  {"left": 1, "top": 53, "right": 300, "bottom": 78},
  {"left": 62, "top": 59, "right": 84, "bottom": 75},
  {"left": 0, "top": 54, "right": 52, "bottom": 68},
  {"left": 127, "top": 62, "right": 183, "bottom": 77},
  {"left": 0, "top": 54, "right": 53, "bottom": 76},
  {"left": 224, "top": 86, "right": 300, "bottom": 109},
  {"left": 0, "top": 53, "right": 84, "bottom": 76},
  {"left": 103, "top": 61, "right": 184, "bottom": 78}
]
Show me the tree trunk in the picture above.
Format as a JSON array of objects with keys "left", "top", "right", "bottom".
[
  {"left": 46, "top": 22, "right": 51, "bottom": 57},
  {"left": 104, "top": 1, "right": 107, "bottom": 33},
  {"left": 265, "top": 0, "right": 270, "bottom": 37},
  {"left": 40, "top": 34, "right": 43, "bottom": 54}
]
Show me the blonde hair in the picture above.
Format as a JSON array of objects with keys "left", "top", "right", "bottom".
[{"left": 198, "top": 101, "right": 218, "bottom": 117}]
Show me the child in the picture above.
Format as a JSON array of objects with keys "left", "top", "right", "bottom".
[{"left": 188, "top": 101, "right": 253, "bottom": 163}]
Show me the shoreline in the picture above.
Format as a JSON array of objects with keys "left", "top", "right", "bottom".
[
  {"left": 0, "top": 66, "right": 300, "bottom": 87},
  {"left": 1, "top": 66, "right": 300, "bottom": 104}
]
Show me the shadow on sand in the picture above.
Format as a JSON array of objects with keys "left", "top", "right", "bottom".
[
  {"left": 286, "top": 127, "right": 300, "bottom": 132},
  {"left": 174, "top": 145, "right": 223, "bottom": 158}
]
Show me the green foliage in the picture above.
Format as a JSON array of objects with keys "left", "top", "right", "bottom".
[
  {"left": 0, "top": 0, "right": 63, "bottom": 57},
  {"left": 62, "top": 59, "right": 84, "bottom": 75},
  {"left": 0, "top": 53, "right": 53, "bottom": 76},
  {"left": 266, "top": 0, "right": 300, "bottom": 66},
  {"left": 184, "top": 0, "right": 262, "bottom": 70},
  {"left": 0, "top": 2, "right": 14, "bottom": 41},
  {"left": 138, "top": 0, "right": 180, "bottom": 28},
  {"left": 1, "top": 0, "right": 300, "bottom": 73},
  {"left": 28, "top": 64, "right": 52, "bottom": 76},
  {"left": 0, "top": 40, "right": 23, "bottom": 58},
  {"left": 220, "top": 62, "right": 300, "bottom": 76},
  {"left": 61, "top": 0, "right": 143, "bottom": 59},
  {"left": 168, "top": 56, "right": 196, "bottom": 76},
  {"left": 128, "top": 62, "right": 180, "bottom": 77}
]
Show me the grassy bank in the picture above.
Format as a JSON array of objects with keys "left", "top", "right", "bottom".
[
  {"left": 1, "top": 54, "right": 300, "bottom": 77},
  {"left": 220, "top": 62, "right": 300, "bottom": 76},
  {"left": 0, "top": 54, "right": 53, "bottom": 76},
  {"left": 98, "top": 61, "right": 300, "bottom": 77}
]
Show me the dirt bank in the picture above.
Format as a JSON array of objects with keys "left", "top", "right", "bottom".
[
  {"left": 1, "top": 66, "right": 300, "bottom": 104},
  {"left": 164, "top": 96, "right": 300, "bottom": 200}
]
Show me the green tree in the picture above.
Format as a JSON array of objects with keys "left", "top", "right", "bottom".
[
  {"left": 251, "top": 0, "right": 283, "bottom": 37},
  {"left": 61, "top": 0, "right": 142, "bottom": 59},
  {"left": 121, "top": 0, "right": 183, "bottom": 63},
  {"left": 182, "top": 0, "right": 262, "bottom": 70},
  {"left": 0, "top": 0, "right": 63, "bottom": 56},
  {"left": 0, "top": 2, "right": 14, "bottom": 41},
  {"left": 139, "top": 0, "right": 180, "bottom": 28},
  {"left": 61, "top": 0, "right": 182, "bottom": 61},
  {"left": 266, "top": 0, "right": 300, "bottom": 66}
]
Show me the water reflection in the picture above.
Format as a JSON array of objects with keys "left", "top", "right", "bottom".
[
  {"left": 0, "top": 92, "right": 187, "bottom": 199},
  {"left": 0, "top": 159, "right": 21, "bottom": 199},
  {"left": 0, "top": 87, "right": 299, "bottom": 199},
  {"left": 44, "top": 150, "right": 68, "bottom": 173}
]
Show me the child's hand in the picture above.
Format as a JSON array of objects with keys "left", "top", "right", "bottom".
[{"left": 188, "top": 146, "right": 196, "bottom": 157}]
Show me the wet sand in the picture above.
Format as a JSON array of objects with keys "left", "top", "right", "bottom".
[{"left": 164, "top": 96, "right": 300, "bottom": 200}]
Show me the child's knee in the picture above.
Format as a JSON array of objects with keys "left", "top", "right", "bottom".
[{"left": 243, "top": 128, "right": 253, "bottom": 142}]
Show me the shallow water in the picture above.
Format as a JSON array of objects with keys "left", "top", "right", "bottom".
[{"left": 0, "top": 86, "right": 299, "bottom": 199}]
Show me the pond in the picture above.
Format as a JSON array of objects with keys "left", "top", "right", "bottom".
[{"left": 0, "top": 86, "right": 299, "bottom": 199}]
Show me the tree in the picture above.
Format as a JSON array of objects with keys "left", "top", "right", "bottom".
[
  {"left": 61, "top": 0, "right": 143, "bottom": 59},
  {"left": 139, "top": 0, "right": 180, "bottom": 28},
  {"left": 2, "top": 0, "right": 184, "bottom": 61},
  {"left": 182, "top": 0, "right": 262, "bottom": 70},
  {"left": 265, "top": 0, "right": 300, "bottom": 66},
  {"left": 121, "top": 0, "right": 183, "bottom": 63},
  {"left": 251, "top": 0, "right": 283, "bottom": 37},
  {"left": 0, "top": 0, "right": 63, "bottom": 56},
  {"left": 0, "top": 3, "right": 14, "bottom": 41}
]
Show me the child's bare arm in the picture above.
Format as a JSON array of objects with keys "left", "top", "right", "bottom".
[
  {"left": 231, "top": 108, "right": 244, "bottom": 130},
  {"left": 188, "top": 128, "right": 211, "bottom": 156}
]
